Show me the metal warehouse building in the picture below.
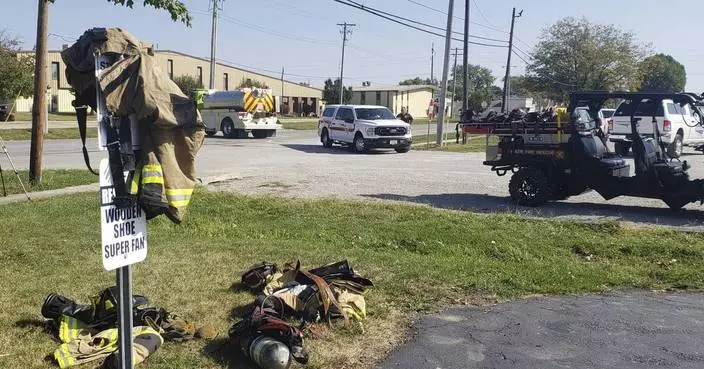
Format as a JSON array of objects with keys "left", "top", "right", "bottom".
[{"left": 14, "top": 49, "right": 323, "bottom": 116}]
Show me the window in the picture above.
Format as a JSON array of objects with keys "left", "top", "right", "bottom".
[
  {"left": 167, "top": 59, "right": 173, "bottom": 79},
  {"left": 335, "top": 107, "right": 354, "bottom": 121},
  {"left": 601, "top": 110, "right": 615, "bottom": 118},
  {"left": 375, "top": 92, "right": 381, "bottom": 105},
  {"left": 322, "top": 107, "right": 336, "bottom": 118},
  {"left": 223, "top": 73, "right": 229, "bottom": 90},
  {"left": 197, "top": 67, "right": 203, "bottom": 87},
  {"left": 615, "top": 99, "right": 664, "bottom": 117},
  {"left": 360, "top": 92, "right": 366, "bottom": 105},
  {"left": 51, "top": 62, "right": 59, "bottom": 82},
  {"left": 354, "top": 108, "right": 395, "bottom": 120},
  {"left": 666, "top": 103, "right": 678, "bottom": 115}
]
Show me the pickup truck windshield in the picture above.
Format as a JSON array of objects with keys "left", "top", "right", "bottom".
[{"left": 355, "top": 108, "right": 395, "bottom": 120}]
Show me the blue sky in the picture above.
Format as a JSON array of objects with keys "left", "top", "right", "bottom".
[{"left": 5, "top": 0, "right": 704, "bottom": 91}]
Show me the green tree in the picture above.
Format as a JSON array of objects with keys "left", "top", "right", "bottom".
[
  {"left": 322, "top": 78, "right": 352, "bottom": 104},
  {"left": 448, "top": 64, "right": 496, "bottom": 112},
  {"left": 48, "top": 0, "right": 191, "bottom": 24},
  {"left": 527, "top": 17, "right": 647, "bottom": 102},
  {"left": 637, "top": 54, "right": 686, "bottom": 92},
  {"left": 173, "top": 75, "right": 202, "bottom": 101},
  {"left": 399, "top": 77, "right": 434, "bottom": 86},
  {"left": 239, "top": 77, "right": 268, "bottom": 89},
  {"left": 0, "top": 31, "right": 34, "bottom": 103}
]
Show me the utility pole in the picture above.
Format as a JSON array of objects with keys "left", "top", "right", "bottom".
[
  {"left": 450, "top": 48, "right": 459, "bottom": 119},
  {"left": 30, "top": 0, "right": 49, "bottom": 183},
  {"left": 337, "top": 22, "right": 356, "bottom": 104},
  {"left": 209, "top": 0, "right": 220, "bottom": 89},
  {"left": 502, "top": 8, "right": 522, "bottom": 113},
  {"left": 462, "top": 0, "right": 470, "bottom": 114},
  {"left": 430, "top": 42, "right": 435, "bottom": 84},
  {"left": 281, "top": 67, "right": 285, "bottom": 114},
  {"left": 436, "top": 0, "right": 455, "bottom": 146}
]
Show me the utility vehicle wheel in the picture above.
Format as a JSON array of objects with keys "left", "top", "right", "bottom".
[
  {"left": 663, "top": 196, "right": 687, "bottom": 211},
  {"left": 205, "top": 130, "right": 217, "bottom": 137},
  {"left": 221, "top": 118, "right": 237, "bottom": 139},
  {"left": 252, "top": 130, "right": 269, "bottom": 139},
  {"left": 509, "top": 168, "right": 550, "bottom": 207},
  {"left": 614, "top": 142, "right": 631, "bottom": 156},
  {"left": 321, "top": 129, "right": 333, "bottom": 148},
  {"left": 353, "top": 133, "right": 367, "bottom": 153},
  {"left": 668, "top": 133, "right": 683, "bottom": 158},
  {"left": 395, "top": 145, "right": 410, "bottom": 153}
]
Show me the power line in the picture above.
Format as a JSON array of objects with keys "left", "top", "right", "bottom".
[
  {"left": 345, "top": 0, "right": 507, "bottom": 43},
  {"left": 218, "top": 13, "right": 338, "bottom": 45},
  {"left": 513, "top": 45, "right": 533, "bottom": 60},
  {"left": 405, "top": 0, "right": 509, "bottom": 34},
  {"left": 333, "top": 0, "right": 507, "bottom": 48},
  {"left": 471, "top": 0, "right": 507, "bottom": 33}
]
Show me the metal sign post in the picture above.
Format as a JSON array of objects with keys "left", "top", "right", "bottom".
[{"left": 96, "top": 50, "right": 146, "bottom": 369}]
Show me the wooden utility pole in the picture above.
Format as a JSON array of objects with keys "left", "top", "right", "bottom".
[
  {"left": 435, "top": 0, "right": 455, "bottom": 146},
  {"left": 30, "top": 0, "right": 49, "bottom": 183},
  {"left": 337, "top": 22, "right": 356, "bottom": 104},
  {"left": 209, "top": 0, "right": 219, "bottom": 89},
  {"left": 501, "top": 8, "right": 522, "bottom": 113},
  {"left": 450, "top": 48, "right": 459, "bottom": 118},
  {"left": 462, "top": 0, "right": 470, "bottom": 114}
]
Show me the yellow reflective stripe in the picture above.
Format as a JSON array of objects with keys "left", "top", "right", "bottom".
[
  {"left": 166, "top": 188, "right": 193, "bottom": 208},
  {"left": 54, "top": 347, "right": 67, "bottom": 368},
  {"left": 142, "top": 164, "right": 162, "bottom": 173},
  {"left": 59, "top": 318, "right": 68, "bottom": 342},
  {"left": 130, "top": 169, "right": 141, "bottom": 194},
  {"left": 69, "top": 316, "right": 78, "bottom": 340},
  {"left": 165, "top": 188, "right": 194, "bottom": 196},
  {"left": 61, "top": 344, "right": 74, "bottom": 367},
  {"left": 142, "top": 176, "right": 164, "bottom": 185}
]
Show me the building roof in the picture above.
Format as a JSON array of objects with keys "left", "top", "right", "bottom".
[
  {"left": 21, "top": 49, "right": 323, "bottom": 92},
  {"left": 157, "top": 50, "right": 323, "bottom": 92},
  {"left": 352, "top": 84, "right": 437, "bottom": 93}
]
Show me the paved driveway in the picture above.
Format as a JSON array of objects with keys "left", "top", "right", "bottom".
[{"left": 377, "top": 291, "right": 704, "bottom": 369}]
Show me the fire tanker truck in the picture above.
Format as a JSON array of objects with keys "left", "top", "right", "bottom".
[{"left": 198, "top": 88, "right": 280, "bottom": 139}]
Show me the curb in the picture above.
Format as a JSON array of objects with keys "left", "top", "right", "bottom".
[{"left": 0, "top": 183, "right": 99, "bottom": 206}]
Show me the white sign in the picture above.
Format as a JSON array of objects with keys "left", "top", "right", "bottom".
[{"left": 99, "top": 159, "right": 147, "bottom": 271}]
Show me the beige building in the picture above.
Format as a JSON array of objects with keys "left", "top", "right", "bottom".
[
  {"left": 15, "top": 49, "right": 323, "bottom": 116},
  {"left": 349, "top": 84, "right": 452, "bottom": 119}
]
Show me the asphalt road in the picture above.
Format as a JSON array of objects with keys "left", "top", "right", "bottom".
[
  {"left": 4, "top": 129, "right": 704, "bottom": 229},
  {"left": 377, "top": 291, "right": 704, "bottom": 369}
]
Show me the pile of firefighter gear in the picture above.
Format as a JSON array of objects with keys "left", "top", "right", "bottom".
[
  {"left": 231, "top": 260, "right": 373, "bottom": 369},
  {"left": 41, "top": 287, "right": 215, "bottom": 368},
  {"left": 61, "top": 27, "right": 204, "bottom": 223}
]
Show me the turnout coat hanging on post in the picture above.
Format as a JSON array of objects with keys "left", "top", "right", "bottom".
[{"left": 61, "top": 28, "right": 204, "bottom": 223}]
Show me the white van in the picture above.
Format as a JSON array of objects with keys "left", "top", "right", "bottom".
[{"left": 608, "top": 98, "right": 704, "bottom": 157}]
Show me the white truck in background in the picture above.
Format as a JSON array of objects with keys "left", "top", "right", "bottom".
[
  {"left": 608, "top": 97, "right": 704, "bottom": 158},
  {"left": 198, "top": 88, "right": 280, "bottom": 139}
]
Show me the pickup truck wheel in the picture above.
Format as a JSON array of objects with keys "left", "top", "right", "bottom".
[
  {"left": 221, "top": 118, "right": 237, "bottom": 139},
  {"left": 321, "top": 129, "right": 333, "bottom": 148},
  {"left": 509, "top": 168, "right": 550, "bottom": 207},
  {"left": 394, "top": 145, "right": 410, "bottom": 153},
  {"left": 614, "top": 142, "right": 631, "bottom": 156},
  {"left": 667, "top": 133, "right": 683, "bottom": 158},
  {"left": 353, "top": 133, "right": 367, "bottom": 153}
]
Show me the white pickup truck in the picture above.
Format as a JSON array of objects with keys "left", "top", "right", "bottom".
[
  {"left": 318, "top": 105, "right": 412, "bottom": 153},
  {"left": 608, "top": 98, "right": 704, "bottom": 157}
]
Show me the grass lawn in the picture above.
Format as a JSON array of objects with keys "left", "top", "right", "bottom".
[
  {"left": 1, "top": 190, "right": 704, "bottom": 368},
  {"left": 0, "top": 169, "right": 96, "bottom": 196},
  {"left": 280, "top": 119, "right": 319, "bottom": 130},
  {"left": 414, "top": 135, "right": 499, "bottom": 153},
  {"left": 0, "top": 127, "right": 98, "bottom": 141},
  {"left": 11, "top": 112, "right": 81, "bottom": 122}
]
